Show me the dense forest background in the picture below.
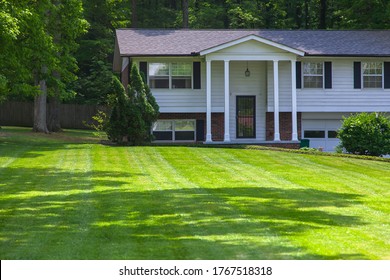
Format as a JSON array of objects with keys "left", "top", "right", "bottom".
[{"left": 1, "top": 0, "right": 390, "bottom": 129}]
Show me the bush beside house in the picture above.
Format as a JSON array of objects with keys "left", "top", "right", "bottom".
[
  {"left": 337, "top": 112, "right": 390, "bottom": 156},
  {"left": 105, "top": 63, "right": 159, "bottom": 145}
]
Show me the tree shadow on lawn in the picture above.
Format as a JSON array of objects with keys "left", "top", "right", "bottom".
[
  {"left": 0, "top": 166, "right": 369, "bottom": 260},
  {"left": 0, "top": 137, "right": 94, "bottom": 160}
]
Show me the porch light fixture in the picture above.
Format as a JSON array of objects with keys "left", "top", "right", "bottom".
[{"left": 245, "top": 61, "right": 250, "bottom": 77}]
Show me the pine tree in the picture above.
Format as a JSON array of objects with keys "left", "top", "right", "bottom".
[{"left": 105, "top": 63, "right": 159, "bottom": 145}]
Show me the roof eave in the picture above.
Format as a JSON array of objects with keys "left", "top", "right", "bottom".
[
  {"left": 120, "top": 53, "right": 200, "bottom": 57},
  {"left": 305, "top": 54, "right": 390, "bottom": 57}
]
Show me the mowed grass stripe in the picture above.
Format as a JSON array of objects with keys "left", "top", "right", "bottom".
[
  {"left": 228, "top": 150, "right": 390, "bottom": 259},
  {"left": 154, "top": 147, "right": 390, "bottom": 259},
  {"left": 153, "top": 147, "right": 321, "bottom": 259},
  {"left": 1, "top": 127, "right": 389, "bottom": 259},
  {"left": 120, "top": 147, "right": 276, "bottom": 259}
]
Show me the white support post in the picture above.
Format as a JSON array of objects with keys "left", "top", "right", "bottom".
[
  {"left": 206, "top": 59, "right": 212, "bottom": 142},
  {"left": 224, "top": 60, "right": 231, "bottom": 142},
  {"left": 273, "top": 60, "right": 281, "bottom": 141},
  {"left": 291, "top": 59, "right": 298, "bottom": 141}
]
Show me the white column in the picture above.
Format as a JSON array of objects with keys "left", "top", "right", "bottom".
[
  {"left": 291, "top": 59, "right": 298, "bottom": 141},
  {"left": 206, "top": 59, "right": 212, "bottom": 142},
  {"left": 273, "top": 60, "right": 281, "bottom": 141},
  {"left": 224, "top": 60, "right": 231, "bottom": 142}
]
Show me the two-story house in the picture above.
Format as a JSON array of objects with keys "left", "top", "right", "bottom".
[{"left": 113, "top": 29, "right": 390, "bottom": 151}]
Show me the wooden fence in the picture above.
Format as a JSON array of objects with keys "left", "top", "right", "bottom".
[{"left": 0, "top": 101, "right": 108, "bottom": 129}]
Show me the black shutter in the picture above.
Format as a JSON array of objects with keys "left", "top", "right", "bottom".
[
  {"left": 193, "top": 62, "right": 201, "bottom": 89},
  {"left": 354, "top": 62, "right": 361, "bottom": 89},
  {"left": 139, "top": 62, "right": 148, "bottom": 84},
  {"left": 324, "top": 61, "right": 332, "bottom": 89},
  {"left": 196, "top": 119, "right": 205, "bottom": 141},
  {"left": 296, "top": 61, "right": 302, "bottom": 89},
  {"left": 384, "top": 62, "right": 390, "bottom": 89}
]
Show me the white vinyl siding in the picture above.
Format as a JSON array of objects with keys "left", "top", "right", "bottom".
[
  {"left": 135, "top": 58, "right": 207, "bottom": 113},
  {"left": 297, "top": 60, "right": 390, "bottom": 112},
  {"left": 267, "top": 61, "right": 292, "bottom": 112},
  {"left": 268, "top": 59, "right": 390, "bottom": 112}
]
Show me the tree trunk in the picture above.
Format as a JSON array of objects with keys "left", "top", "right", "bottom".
[
  {"left": 182, "top": 0, "right": 189, "bottom": 28},
  {"left": 319, "top": 0, "right": 327, "bottom": 29},
  {"left": 304, "top": 0, "right": 309, "bottom": 29},
  {"left": 48, "top": 2, "right": 62, "bottom": 132},
  {"left": 132, "top": 0, "right": 138, "bottom": 28},
  {"left": 47, "top": 94, "right": 61, "bottom": 132},
  {"left": 295, "top": 1, "right": 303, "bottom": 28},
  {"left": 33, "top": 71, "right": 49, "bottom": 133}
]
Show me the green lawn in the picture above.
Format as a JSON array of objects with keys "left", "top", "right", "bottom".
[{"left": 0, "top": 127, "right": 389, "bottom": 260}]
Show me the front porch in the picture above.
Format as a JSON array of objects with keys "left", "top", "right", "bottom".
[
  {"left": 157, "top": 111, "right": 301, "bottom": 145},
  {"left": 201, "top": 35, "right": 304, "bottom": 144}
]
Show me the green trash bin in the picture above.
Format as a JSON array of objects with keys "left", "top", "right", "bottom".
[{"left": 300, "top": 139, "right": 310, "bottom": 148}]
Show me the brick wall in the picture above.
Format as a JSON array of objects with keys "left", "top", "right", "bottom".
[
  {"left": 266, "top": 112, "right": 302, "bottom": 141},
  {"left": 158, "top": 112, "right": 302, "bottom": 144},
  {"left": 158, "top": 113, "right": 224, "bottom": 141},
  {"left": 258, "top": 143, "right": 300, "bottom": 149}
]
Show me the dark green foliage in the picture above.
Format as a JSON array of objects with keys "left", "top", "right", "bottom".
[
  {"left": 72, "top": 58, "right": 115, "bottom": 104},
  {"left": 0, "top": 75, "right": 8, "bottom": 102},
  {"left": 105, "top": 77, "right": 129, "bottom": 142},
  {"left": 337, "top": 113, "right": 390, "bottom": 157},
  {"left": 105, "top": 64, "right": 159, "bottom": 145}
]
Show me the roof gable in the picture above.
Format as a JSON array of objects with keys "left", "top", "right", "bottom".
[{"left": 199, "top": 34, "right": 305, "bottom": 56}]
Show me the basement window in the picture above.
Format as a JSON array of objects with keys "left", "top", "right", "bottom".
[{"left": 152, "top": 120, "right": 195, "bottom": 141}]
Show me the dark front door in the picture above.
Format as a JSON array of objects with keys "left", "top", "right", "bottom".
[{"left": 236, "top": 96, "right": 256, "bottom": 138}]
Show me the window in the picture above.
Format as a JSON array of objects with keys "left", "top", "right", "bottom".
[
  {"left": 149, "top": 63, "right": 192, "bottom": 89},
  {"left": 172, "top": 63, "right": 192, "bottom": 88},
  {"left": 152, "top": 120, "right": 173, "bottom": 140},
  {"left": 304, "top": 130, "right": 325, "bottom": 138},
  {"left": 328, "top": 131, "right": 338, "bottom": 139},
  {"left": 174, "top": 120, "right": 195, "bottom": 140},
  {"left": 152, "top": 120, "right": 196, "bottom": 141},
  {"left": 149, "top": 63, "right": 169, "bottom": 88},
  {"left": 303, "top": 62, "right": 323, "bottom": 88},
  {"left": 362, "top": 62, "right": 383, "bottom": 88}
]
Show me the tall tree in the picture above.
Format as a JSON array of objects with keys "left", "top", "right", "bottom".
[
  {"left": 73, "top": 0, "right": 129, "bottom": 105},
  {"left": 46, "top": 0, "right": 88, "bottom": 132},
  {"left": 0, "top": 0, "right": 87, "bottom": 132},
  {"left": 319, "top": 0, "right": 327, "bottom": 29},
  {"left": 132, "top": 0, "right": 138, "bottom": 27},
  {"left": 182, "top": 0, "right": 189, "bottom": 28}
]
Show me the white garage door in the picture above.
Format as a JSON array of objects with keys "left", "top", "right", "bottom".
[{"left": 302, "top": 120, "right": 342, "bottom": 152}]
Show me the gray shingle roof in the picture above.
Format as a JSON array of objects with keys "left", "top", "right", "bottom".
[{"left": 116, "top": 29, "right": 390, "bottom": 57}]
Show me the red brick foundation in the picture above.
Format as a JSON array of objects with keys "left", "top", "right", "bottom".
[
  {"left": 256, "top": 143, "right": 300, "bottom": 149},
  {"left": 157, "top": 112, "right": 301, "bottom": 149},
  {"left": 266, "top": 112, "right": 302, "bottom": 141}
]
